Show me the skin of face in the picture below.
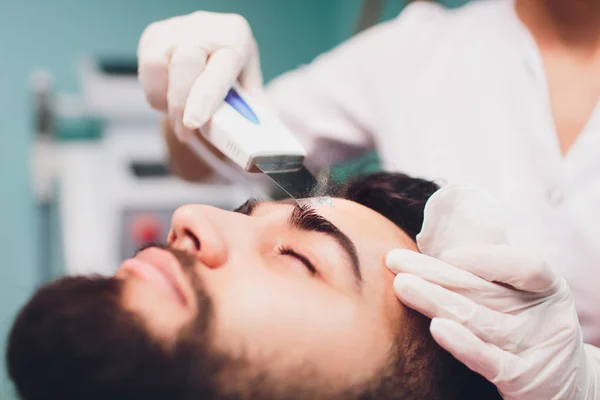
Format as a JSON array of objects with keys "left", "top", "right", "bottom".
[{"left": 115, "top": 198, "right": 418, "bottom": 387}]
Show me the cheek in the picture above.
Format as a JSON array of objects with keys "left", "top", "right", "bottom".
[
  {"left": 207, "top": 262, "right": 392, "bottom": 384},
  {"left": 217, "top": 275, "right": 351, "bottom": 346}
]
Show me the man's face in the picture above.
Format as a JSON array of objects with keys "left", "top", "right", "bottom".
[{"left": 115, "top": 198, "right": 417, "bottom": 389}]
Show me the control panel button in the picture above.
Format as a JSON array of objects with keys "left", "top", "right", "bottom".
[{"left": 131, "top": 214, "right": 162, "bottom": 245}]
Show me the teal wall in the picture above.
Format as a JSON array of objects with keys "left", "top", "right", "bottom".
[{"left": 0, "top": 0, "right": 471, "bottom": 397}]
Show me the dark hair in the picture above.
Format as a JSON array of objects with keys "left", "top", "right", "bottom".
[
  {"left": 6, "top": 172, "right": 499, "bottom": 400},
  {"left": 333, "top": 172, "right": 499, "bottom": 399},
  {"left": 333, "top": 172, "right": 440, "bottom": 240},
  {"left": 6, "top": 277, "right": 187, "bottom": 400}
]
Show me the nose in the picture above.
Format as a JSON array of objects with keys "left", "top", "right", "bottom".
[{"left": 168, "top": 204, "right": 231, "bottom": 268}]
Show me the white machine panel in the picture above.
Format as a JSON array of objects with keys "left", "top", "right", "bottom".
[{"left": 59, "top": 127, "right": 249, "bottom": 276}]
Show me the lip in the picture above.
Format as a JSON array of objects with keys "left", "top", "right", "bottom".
[{"left": 121, "top": 247, "right": 190, "bottom": 308}]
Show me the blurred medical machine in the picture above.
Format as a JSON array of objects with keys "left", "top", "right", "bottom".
[{"left": 30, "top": 58, "right": 250, "bottom": 281}]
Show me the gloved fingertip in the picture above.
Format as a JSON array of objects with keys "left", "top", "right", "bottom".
[
  {"left": 385, "top": 249, "right": 403, "bottom": 269},
  {"left": 430, "top": 317, "right": 461, "bottom": 335},
  {"left": 184, "top": 94, "right": 219, "bottom": 129},
  {"left": 392, "top": 274, "right": 407, "bottom": 293},
  {"left": 385, "top": 248, "right": 419, "bottom": 269},
  {"left": 393, "top": 273, "right": 421, "bottom": 294},
  {"left": 430, "top": 318, "right": 504, "bottom": 383},
  {"left": 429, "top": 318, "right": 470, "bottom": 351},
  {"left": 182, "top": 112, "right": 205, "bottom": 130}
]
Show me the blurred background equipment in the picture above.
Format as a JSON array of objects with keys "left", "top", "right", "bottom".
[
  {"left": 32, "top": 57, "right": 249, "bottom": 280},
  {"left": 0, "top": 1, "right": 470, "bottom": 398}
]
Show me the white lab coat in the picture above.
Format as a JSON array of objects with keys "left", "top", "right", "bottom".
[{"left": 267, "top": 0, "right": 600, "bottom": 345}]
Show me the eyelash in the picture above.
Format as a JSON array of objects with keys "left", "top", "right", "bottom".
[{"left": 277, "top": 245, "right": 317, "bottom": 275}]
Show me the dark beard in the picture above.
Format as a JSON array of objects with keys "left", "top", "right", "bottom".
[
  {"left": 159, "top": 246, "right": 498, "bottom": 400},
  {"left": 156, "top": 246, "right": 380, "bottom": 400}
]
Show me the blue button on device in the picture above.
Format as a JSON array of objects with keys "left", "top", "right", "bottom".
[{"left": 224, "top": 88, "right": 260, "bottom": 125}]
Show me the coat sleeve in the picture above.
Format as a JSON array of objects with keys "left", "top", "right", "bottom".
[{"left": 265, "top": 1, "right": 448, "bottom": 170}]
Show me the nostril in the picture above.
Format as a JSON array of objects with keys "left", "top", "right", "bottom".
[{"left": 184, "top": 228, "right": 200, "bottom": 251}]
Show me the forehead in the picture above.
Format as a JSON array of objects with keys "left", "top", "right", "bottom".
[{"left": 312, "top": 197, "right": 418, "bottom": 255}]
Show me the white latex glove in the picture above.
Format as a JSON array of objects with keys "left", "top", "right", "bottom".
[
  {"left": 386, "top": 184, "right": 600, "bottom": 400},
  {"left": 138, "top": 11, "right": 265, "bottom": 141}
]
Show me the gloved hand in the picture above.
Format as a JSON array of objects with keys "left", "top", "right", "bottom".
[
  {"left": 386, "top": 184, "right": 600, "bottom": 400},
  {"left": 138, "top": 11, "right": 265, "bottom": 141}
]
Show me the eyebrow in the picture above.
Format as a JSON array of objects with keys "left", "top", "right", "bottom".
[
  {"left": 234, "top": 199, "right": 361, "bottom": 282},
  {"left": 234, "top": 198, "right": 259, "bottom": 216}
]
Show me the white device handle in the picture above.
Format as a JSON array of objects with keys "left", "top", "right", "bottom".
[{"left": 199, "top": 84, "right": 307, "bottom": 172}]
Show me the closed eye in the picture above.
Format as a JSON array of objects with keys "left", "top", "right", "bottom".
[{"left": 278, "top": 246, "right": 317, "bottom": 275}]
